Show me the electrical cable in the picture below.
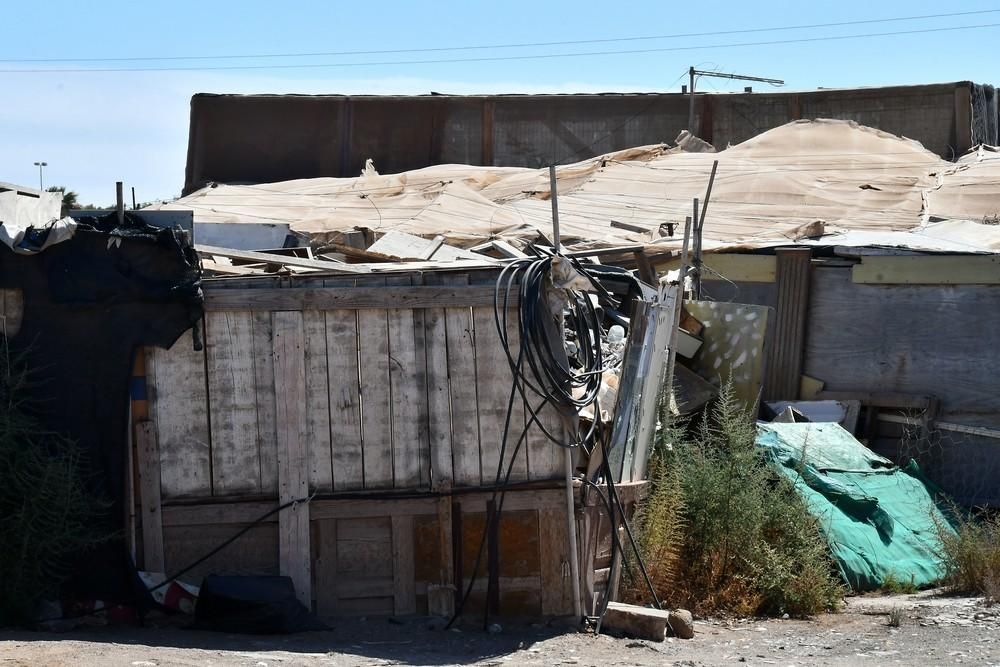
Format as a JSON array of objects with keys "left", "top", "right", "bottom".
[
  {"left": 3, "top": 22, "right": 997, "bottom": 73},
  {"left": 5, "top": 9, "right": 996, "bottom": 64}
]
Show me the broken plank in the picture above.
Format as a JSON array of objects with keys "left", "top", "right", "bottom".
[
  {"left": 196, "top": 244, "right": 371, "bottom": 273},
  {"left": 272, "top": 310, "right": 312, "bottom": 607},
  {"left": 204, "top": 286, "right": 516, "bottom": 312}
]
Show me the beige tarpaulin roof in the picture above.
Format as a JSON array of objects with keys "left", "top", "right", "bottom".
[{"left": 156, "top": 120, "right": 1000, "bottom": 254}]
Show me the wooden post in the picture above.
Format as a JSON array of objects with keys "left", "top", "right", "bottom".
[
  {"left": 115, "top": 181, "right": 124, "bottom": 226},
  {"left": 691, "top": 198, "right": 702, "bottom": 299},
  {"left": 763, "top": 248, "right": 813, "bottom": 401},
  {"left": 695, "top": 160, "right": 719, "bottom": 298},
  {"left": 272, "top": 311, "right": 312, "bottom": 607},
  {"left": 131, "top": 186, "right": 137, "bottom": 210},
  {"left": 427, "top": 495, "right": 455, "bottom": 617}
]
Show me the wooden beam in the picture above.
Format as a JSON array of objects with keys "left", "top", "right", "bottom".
[
  {"left": 196, "top": 244, "right": 372, "bottom": 274},
  {"left": 272, "top": 311, "right": 312, "bottom": 607},
  {"left": 162, "top": 501, "right": 278, "bottom": 527},
  {"left": 135, "top": 421, "right": 164, "bottom": 573},
  {"left": 204, "top": 285, "right": 517, "bottom": 311},
  {"left": 655, "top": 253, "right": 776, "bottom": 283},
  {"left": 764, "top": 248, "right": 812, "bottom": 401},
  {"left": 852, "top": 255, "right": 1000, "bottom": 285}
]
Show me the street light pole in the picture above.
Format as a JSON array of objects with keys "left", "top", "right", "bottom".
[{"left": 33, "top": 161, "right": 47, "bottom": 191}]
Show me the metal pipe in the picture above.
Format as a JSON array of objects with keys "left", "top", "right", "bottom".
[
  {"left": 565, "top": 446, "right": 582, "bottom": 621},
  {"left": 687, "top": 67, "right": 696, "bottom": 134},
  {"left": 549, "top": 164, "right": 581, "bottom": 620}
]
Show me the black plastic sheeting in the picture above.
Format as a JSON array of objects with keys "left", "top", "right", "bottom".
[
  {"left": 194, "top": 576, "right": 327, "bottom": 634},
  {"left": 0, "top": 212, "right": 203, "bottom": 609}
]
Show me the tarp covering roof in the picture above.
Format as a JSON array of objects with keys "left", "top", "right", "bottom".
[
  {"left": 757, "top": 422, "right": 952, "bottom": 591},
  {"left": 157, "top": 120, "right": 1000, "bottom": 255}
]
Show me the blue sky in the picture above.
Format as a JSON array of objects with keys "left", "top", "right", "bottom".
[{"left": 2, "top": 0, "right": 998, "bottom": 204}]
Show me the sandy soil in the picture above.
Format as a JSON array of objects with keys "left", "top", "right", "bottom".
[{"left": 1, "top": 590, "right": 997, "bottom": 666}]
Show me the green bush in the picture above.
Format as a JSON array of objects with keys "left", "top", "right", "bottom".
[
  {"left": 629, "top": 383, "right": 843, "bottom": 617},
  {"left": 937, "top": 507, "right": 1000, "bottom": 602},
  {"left": 0, "top": 340, "right": 112, "bottom": 625}
]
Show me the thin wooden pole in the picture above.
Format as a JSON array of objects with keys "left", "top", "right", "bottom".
[
  {"left": 549, "top": 165, "right": 561, "bottom": 254},
  {"left": 691, "top": 198, "right": 702, "bottom": 298},
  {"left": 131, "top": 186, "right": 137, "bottom": 210},
  {"left": 115, "top": 181, "right": 125, "bottom": 226}
]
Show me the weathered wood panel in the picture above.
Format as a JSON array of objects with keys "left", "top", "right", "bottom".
[
  {"left": 135, "top": 421, "right": 164, "bottom": 573},
  {"left": 205, "top": 286, "right": 516, "bottom": 311},
  {"left": 251, "top": 311, "right": 278, "bottom": 494},
  {"left": 163, "top": 523, "right": 278, "bottom": 586},
  {"left": 444, "top": 277, "right": 482, "bottom": 487},
  {"left": 392, "top": 515, "right": 417, "bottom": 615},
  {"left": 326, "top": 305, "right": 365, "bottom": 491},
  {"left": 473, "top": 306, "right": 528, "bottom": 485},
  {"left": 205, "top": 311, "right": 261, "bottom": 494},
  {"left": 386, "top": 275, "right": 428, "bottom": 489},
  {"left": 357, "top": 278, "right": 394, "bottom": 489},
  {"left": 146, "top": 330, "right": 212, "bottom": 498},
  {"left": 272, "top": 311, "right": 312, "bottom": 606},
  {"left": 804, "top": 266, "right": 1000, "bottom": 416},
  {"left": 0, "top": 288, "right": 23, "bottom": 338},
  {"left": 425, "top": 303, "right": 453, "bottom": 489},
  {"left": 303, "top": 309, "right": 334, "bottom": 491}
]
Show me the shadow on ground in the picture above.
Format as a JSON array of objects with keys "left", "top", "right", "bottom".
[{"left": 0, "top": 615, "right": 571, "bottom": 666}]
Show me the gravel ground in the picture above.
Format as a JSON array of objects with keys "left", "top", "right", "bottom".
[{"left": 1, "top": 590, "right": 997, "bottom": 666}]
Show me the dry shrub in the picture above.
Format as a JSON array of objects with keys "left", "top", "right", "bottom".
[
  {"left": 626, "top": 383, "right": 843, "bottom": 618},
  {"left": 937, "top": 506, "right": 1000, "bottom": 603},
  {"left": 0, "top": 339, "right": 111, "bottom": 625}
]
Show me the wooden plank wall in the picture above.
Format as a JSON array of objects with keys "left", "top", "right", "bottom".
[
  {"left": 145, "top": 272, "right": 577, "bottom": 616},
  {"left": 146, "top": 274, "right": 565, "bottom": 501}
]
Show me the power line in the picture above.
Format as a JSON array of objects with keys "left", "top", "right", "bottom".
[
  {"left": 1, "top": 22, "right": 998, "bottom": 73},
  {"left": 1, "top": 9, "right": 996, "bottom": 64}
]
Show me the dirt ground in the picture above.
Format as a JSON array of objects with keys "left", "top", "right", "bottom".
[{"left": 1, "top": 590, "right": 998, "bottom": 666}]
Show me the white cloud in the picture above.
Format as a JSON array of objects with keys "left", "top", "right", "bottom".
[{"left": 0, "top": 71, "right": 651, "bottom": 204}]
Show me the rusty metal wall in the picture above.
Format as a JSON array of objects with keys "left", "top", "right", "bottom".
[{"left": 183, "top": 82, "right": 981, "bottom": 193}]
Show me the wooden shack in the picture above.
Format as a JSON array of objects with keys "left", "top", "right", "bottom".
[{"left": 129, "top": 265, "right": 655, "bottom": 619}]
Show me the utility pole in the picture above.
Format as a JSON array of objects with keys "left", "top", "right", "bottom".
[
  {"left": 687, "top": 67, "right": 784, "bottom": 136},
  {"left": 33, "top": 161, "right": 47, "bottom": 191}
]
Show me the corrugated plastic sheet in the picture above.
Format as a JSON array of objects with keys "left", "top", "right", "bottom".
[{"left": 157, "top": 120, "right": 1000, "bottom": 255}]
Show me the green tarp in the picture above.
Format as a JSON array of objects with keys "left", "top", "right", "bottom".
[{"left": 756, "top": 422, "right": 953, "bottom": 591}]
